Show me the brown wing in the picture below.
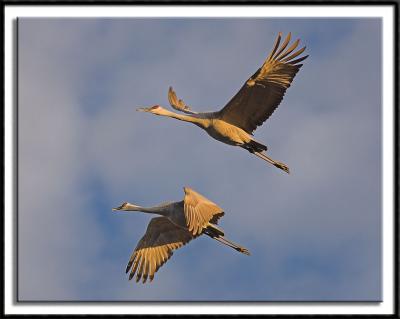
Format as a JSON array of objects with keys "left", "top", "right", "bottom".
[
  {"left": 218, "top": 32, "right": 308, "bottom": 134},
  {"left": 126, "top": 217, "right": 194, "bottom": 283},
  {"left": 168, "top": 86, "right": 197, "bottom": 114},
  {"left": 183, "top": 187, "right": 225, "bottom": 236}
]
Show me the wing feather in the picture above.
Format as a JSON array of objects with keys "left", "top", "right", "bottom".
[
  {"left": 168, "top": 87, "right": 197, "bottom": 114},
  {"left": 267, "top": 32, "right": 282, "bottom": 60},
  {"left": 126, "top": 217, "right": 193, "bottom": 283},
  {"left": 288, "top": 55, "right": 309, "bottom": 65},
  {"left": 276, "top": 39, "right": 300, "bottom": 60},
  {"left": 183, "top": 187, "right": 225, "bottom": 236},
  {"left": 129, "top": 256, "right": 140, "bottom": 280},
  {"left": 281, "top": 45, "right": 306, "bottom": 62},
  {"left": 218, "top": 33, "right": 308, "bottom": 134},
  {"left": 273, "top": 32, "right": 291, "bottom": 59},
  {"left": 136, "top": 249, "right": 146, "bottom": 282}
]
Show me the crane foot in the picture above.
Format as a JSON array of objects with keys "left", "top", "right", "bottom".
[{"left": 274, "top": 162, "right": 290, "bottom": 174}]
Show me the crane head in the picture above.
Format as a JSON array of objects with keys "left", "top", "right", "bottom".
[
  {"left": 113, "top": 201, "right": 144, "bottom": 212},
  {"left": 112, "top": 202, "right": 129, "bottom": 211},
  {"left": 136, "top": 105, "right": 168, "bottom": 115}
]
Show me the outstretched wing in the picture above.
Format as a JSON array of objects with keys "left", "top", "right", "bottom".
[
  {"left": 168, "top": 86, "right": 197, "bottom": 114},
  {"left": 126, "top": 217, "right": 193, "bottom": 283},
  {"left": 183, "top": 187, "right": 225, "bottom": 236},
  {"left": 218, "top": 32, "right": 308, "bottom": 134}
]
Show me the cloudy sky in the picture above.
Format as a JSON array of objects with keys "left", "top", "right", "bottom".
[{"left": 18, "top": 18, "right": 381, "bottom": 301}]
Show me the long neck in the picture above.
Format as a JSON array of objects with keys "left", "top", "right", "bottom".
[
  {"left": 159, "top": 109, "right": 207, "bottom": 128},
  {"left": 123, "top": 203, "right": 168, "bottom": 216}
]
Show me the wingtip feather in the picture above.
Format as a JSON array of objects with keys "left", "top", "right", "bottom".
[
  {"left": 267, "top": 32, "right": 282, "bottom": 60},
  {"left": 290, "top": 54, "right": 309, "bottom": 65},
  {"left": 272, "top": 32, "right": 291, "bottom": 60},
  {"left": 277, "top": 38, "right": 300, "bottom": 61}
]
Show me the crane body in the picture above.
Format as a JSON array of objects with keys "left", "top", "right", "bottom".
[
  {"left": 113, "top": 187, "right": 249, "bottom": 283},
  {"left": 137, "top": 32, "right": 309, "bottom": 174}
]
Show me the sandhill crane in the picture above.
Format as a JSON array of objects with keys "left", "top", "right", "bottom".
[
  {"left": 137, "top": 33, "right": 308, "bottom": 174},
  {"left": 113, "top": 187, "right": 249, "bottom": 283}
]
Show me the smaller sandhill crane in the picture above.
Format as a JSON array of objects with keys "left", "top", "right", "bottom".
[
  {"left": 137, "top": 32, "right": 308, "bottom": 174},
  {"left": 113, "top": 187, "right": 249, "bottom": 283}
]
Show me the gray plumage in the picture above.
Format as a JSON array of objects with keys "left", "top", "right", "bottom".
[
  {"left": 137, "top": 33, "right": 309, "bottom": 174},
  {"left": 113, "top": 187, "right": 249, "bottom": 283}
]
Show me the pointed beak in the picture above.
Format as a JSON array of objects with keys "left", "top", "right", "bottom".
[
  {"left": 112, "top": 202, "right": 128, "bottom": 211},
  {"left": 136, "top": 107, "right": 148, "bottom": 112}
]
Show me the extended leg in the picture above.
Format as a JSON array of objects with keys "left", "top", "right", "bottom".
[
  {"left": 212, "top": 235, "right": 250, "bottom": 255},
  {"left": 254, "top": 151, "right": 290, "bottom": 174}
]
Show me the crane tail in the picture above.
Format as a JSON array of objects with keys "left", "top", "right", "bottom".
[
  {"left": 254, "top": 151, "right": 290, "bottom": 174},
  {"left": 247, "top": 140, "right": 267, "bottom": 152}
]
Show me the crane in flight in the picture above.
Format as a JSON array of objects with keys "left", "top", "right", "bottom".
[
  {"left": 113, "top": 187, "right": 249, "bottom": 283},
  {"left": 137, "top": 32, "right": 308, "bottom": 174}
]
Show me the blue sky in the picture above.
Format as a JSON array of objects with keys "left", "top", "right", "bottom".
[{"left": 18, "top": 18, "right": 381, "bottom": 301}]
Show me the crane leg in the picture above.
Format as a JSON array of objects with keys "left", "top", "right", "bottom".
[
  {"left": 204, "top": 228, "right": 250, "bottom": 255},
  {"left": 254, "top": 151, "right": 290, "bottom": 174},
  {"left": 212, "top": 236, "right": 251, "bottom": 255}
]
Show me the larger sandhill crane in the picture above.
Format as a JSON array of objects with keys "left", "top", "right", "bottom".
[
  {"left": 113, "top": 187, "right": 249, "bottom": 283},
  {"left": 137, "top": 33, "right": 308, "bottom": 174}
]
